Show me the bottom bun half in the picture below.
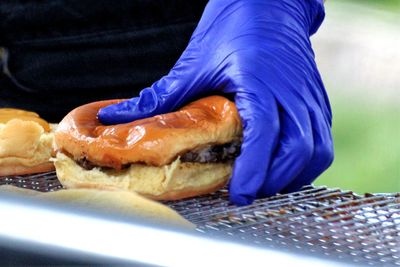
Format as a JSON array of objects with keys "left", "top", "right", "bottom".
[
  {"left": 0, "top": 162, "right": 55, "bottom": 177},
  {"left": 54, "top": 152, "right": 232, "bottom": 201}
]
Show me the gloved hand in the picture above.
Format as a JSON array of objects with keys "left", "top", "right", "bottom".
[{"left": 98, "top": 0, "right": 333, "bottom": 205}]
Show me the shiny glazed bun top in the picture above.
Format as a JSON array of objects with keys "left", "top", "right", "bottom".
[{"left": 54, "top": 96, "right": 242, "bottom": 170}]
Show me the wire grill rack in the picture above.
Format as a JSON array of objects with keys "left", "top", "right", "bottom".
[{"left": 1, "top": 172, "right": 399, "bottom": 266}]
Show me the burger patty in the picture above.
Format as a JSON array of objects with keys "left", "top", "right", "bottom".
[
  {"left": 180, "top": 139, "right": 241, "bottom": 163},
  {"left": 76, "top": 140, "right": 241, "bottom": 170}
]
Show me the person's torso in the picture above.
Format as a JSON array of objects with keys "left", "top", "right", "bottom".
[{"left": 0, "top": 0, "right": 208, "bottom": 121}]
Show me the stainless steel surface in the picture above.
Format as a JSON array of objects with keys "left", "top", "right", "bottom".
[
  {"left": 0, "top": 193, "right": 348, "bottom": 267},
  {"left": 1, "top": 172, "right": 399, "bottom": 266}
]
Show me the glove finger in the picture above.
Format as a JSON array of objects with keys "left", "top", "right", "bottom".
[
  {"left": 98, "top": 87, "right": 154, "bottom": 125},
  {"left": 97, "top": 42, "right": 215, "bottom": 125},
  {"left": 258, "top": 100, "right": 313, "bottom": 197},
  {"left": 283, "top": 106, "right": 334, "bottom": 193},
  {"left": 229, "top": 90, "right": 280, "bottom": 206},
  {"left": 98, "top": 73, "right": 197, "bottom": 125}
]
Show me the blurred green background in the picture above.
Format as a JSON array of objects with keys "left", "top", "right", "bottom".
[
  {"left": 351, "top": 0, "right": 400, "bottom": 9},
  {"left": 313, "top": 0, "right": 400, "bottom": 193}
]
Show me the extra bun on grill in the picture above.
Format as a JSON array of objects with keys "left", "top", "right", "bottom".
[
  {"left": 54, "top": 96, "right": 242, "bottom": 200},
  {"left": 0, "top": 108, "right": 55, "bottom": 176},
  {"left": 0, "top": 185, "right": 194, "bottom": 229}
]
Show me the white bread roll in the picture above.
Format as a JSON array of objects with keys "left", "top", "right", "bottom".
[
  {"left": 0, "top": 119, "right": 55, "bottom": 176},
  {"left": 0, "top": 185, "right": 194, "bottom": 229}
]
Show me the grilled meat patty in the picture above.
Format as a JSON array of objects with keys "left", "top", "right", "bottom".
[{"left": 76, "top": 140, "right": 241, "bottom": 170}]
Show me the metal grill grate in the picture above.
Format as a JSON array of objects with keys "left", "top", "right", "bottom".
[
  {"left": 1, "top": 172, "right": 399, "bottom": 266},
  {"left": 0, "top": 172, "right": 62, "bottom": 192},
  {"left": 168, "top": 187, "right": 400, "bottom": 266}
]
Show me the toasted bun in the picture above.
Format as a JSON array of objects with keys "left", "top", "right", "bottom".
[
  {"left": 0, "top": 185, "right": 194, "bottom": 229},
  {"left": 0, "top": 115, "right": 55, "bottom": 176},
  {"left": 54, "top": 96, "right": 242, "bottom": 169},
  {"left": 54, "top": 152, "right": 231, "bottom": 200}
]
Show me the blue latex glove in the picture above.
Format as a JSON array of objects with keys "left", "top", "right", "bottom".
[{"left": 98, "top": 0, "right": 333, "bottom": 205}]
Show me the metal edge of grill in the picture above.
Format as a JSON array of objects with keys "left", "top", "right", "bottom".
[{"left": 0, "top": 171, "right": 399, "bottom": 266}]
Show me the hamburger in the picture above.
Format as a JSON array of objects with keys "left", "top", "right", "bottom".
[
  {"left": 53, "top": 96, "right": 242, "bottom": 200},
  {"left": 0, "top": 108, "right": 55, "bottom": 176}
]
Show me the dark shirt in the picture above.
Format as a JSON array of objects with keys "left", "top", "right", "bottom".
[{"left": 0, "top": 0, "right": 207, "bottom": 121}]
